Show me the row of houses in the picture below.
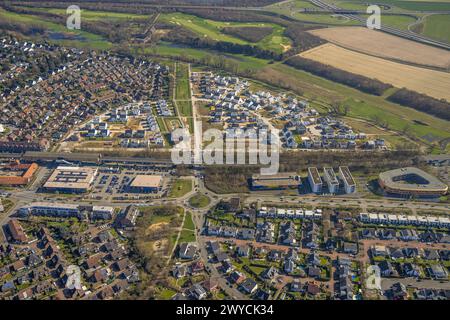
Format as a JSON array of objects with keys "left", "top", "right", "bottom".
[
  {"left": 359, "top": 213, "right": 450, "bottom": 228},
  {"left": 258, "top": 207, "right": 323, "bottom": 220}
]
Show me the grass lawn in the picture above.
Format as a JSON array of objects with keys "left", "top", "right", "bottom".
[
  {"left": 188, "top": 193, "right": 211, "bottom": 208},
  {"left": 175, "top": 63, "right": 191, "bottom": 101},
  {"left": 156, "top": 287, "right": 177, "bottom": 300},
  {"left": 178, "top": 228, "right": 196, "bottom": 243},
  {"left": 169, "top": 179, "right": 193, "bottom": 198},
  {"left": 0, "top": 8, "right": 111, "bottom": 50},
  {"left": 30, "top": 8, "right": 149, "bottom": 21},
  {"left": 182, "top": 211, "right": 196, "bottom": 231},
  {"left": 146, "top": 42, "right": 270, "bottom": 72},
  {"left": 159, "top": 12, "right": 291, "bottom": 54},
  {"left": 177, "top": 101, "right": 193, "bottom": 117},
  {"left": 156, "top": 117, "right": 168, "bottom": 133},
  {"left": 420, "top": 14, "right": 450, "bottom": 43}
]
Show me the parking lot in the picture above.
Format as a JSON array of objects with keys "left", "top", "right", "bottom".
[{"left": 90, "top": 167, "right": 172, "bottom": 200}]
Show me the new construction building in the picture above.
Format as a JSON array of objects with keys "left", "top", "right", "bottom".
[
  {"left": 128, "top": 175, "right": 162, "bottom": 193},
  {"left": 42, "top": 166, "right": 98, "bottom": 193},
  {"left": 251, "top": 172, "right": 301, "bottom": 190},
  {"left": 323, "top": 167, "right": 339, "bottom": 193},
  {"left": 308, "top": 167, "right": 323, "bottom": 193},
  {"left": 339, "top": 166, "right": 356, "bottom": 194}
]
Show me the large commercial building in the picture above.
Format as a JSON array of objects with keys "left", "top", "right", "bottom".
[
  {"left": 0, "top": 162, "right": 38, "bottom": 186},
  {"left": 378, "top": 167, "right": 448, "bottom": 198},
  {"left": 308, "top": 167, "right": 323, "bottom": 193},
  {"left": 339, "top": 166, "right": 356, "bottom": 194},
  {"left": 251, "top": 172, "right": 301, "bottom": 190},
  {"left": 323, "top": 167, "right": 339, "bottom": 194},
  {"left": 128, "top": 175, "right": 162, "bottom": 193},
  {"left": 18, "top": 202, "right": 85, "bottom": 219},
  {"left": 42, "top": 166, "right": 98, "bottom": 193}
]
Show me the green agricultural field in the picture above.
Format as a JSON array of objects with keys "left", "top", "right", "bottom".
[
  {"left": 0, "top": 8, "right": 111, "bottom": 49},
  {"left": 159, "top": 12, "right": 292, "bottom": 53},
  {"left": 420, "top": 14, "right": 450, "bottom": 43},
  {"left": 169, "top": 179, "right": 193, "bottom": 198}
]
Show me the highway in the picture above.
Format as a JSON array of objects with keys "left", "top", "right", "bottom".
[{"left": 309, "top": 0, "right": 450, "bottom": 50}]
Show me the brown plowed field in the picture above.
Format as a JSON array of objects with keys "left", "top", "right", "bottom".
[
  {"left": 300, "top": 43, "right": 450, "bottom": 101},
  {"left": 308, "top": 27, "right": 450, "bottom": 70}
]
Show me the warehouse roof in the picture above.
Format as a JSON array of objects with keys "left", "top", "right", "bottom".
[
  {"left": 130, "top": 175, "right": 163, "bottom": 188},
  {"left": 43, "top": 166, "right": 97, "bottom": 190}
]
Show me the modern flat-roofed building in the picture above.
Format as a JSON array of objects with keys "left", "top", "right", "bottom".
[
  {"left": 339, "top": 166, "right": 356, "bottom": 194},
  {"left": 307, "top": 167, "right": 322, "bottom": 193},
  {"left": 92, "top": 206, "right": 114, "bottom": 220},
  {"left": 323, "top": 167, "right": 339, "bottom": 193},
  {"left": 378, "top": 167, "right": 448, "bottom": 198},
  {"left": 251, "top": 172, "right": 301, "bottom": 190},
  {"left": 7, "top": 219, "right": 28, "bottom": 243},
  {"left": 43, "top": 166, "right": 97, "bottom": 193},
  {"left": 128, "top": 175, "right": 162, "bottom": 193},
  {"left": 18, "top": 202, "right": 85, "bottom": 219},
  {"left": 117, "top": 205, "right": 139, "bottom": 228}
]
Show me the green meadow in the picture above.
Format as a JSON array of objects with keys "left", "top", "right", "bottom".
[{"left": 159, "top": 12, "right": 292, "bottom": 53}]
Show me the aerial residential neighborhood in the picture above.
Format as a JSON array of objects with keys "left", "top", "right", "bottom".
[{"left": 0, "top": 0, "right": 449, "bottom": 305}]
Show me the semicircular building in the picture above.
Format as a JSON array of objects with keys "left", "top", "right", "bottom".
[{"left": 378, "top": 167, "right": 448, "bottom": 198}]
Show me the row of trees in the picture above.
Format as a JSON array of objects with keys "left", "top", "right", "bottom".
[
  {"left": 285, "top": 56, "right": 393, "bottom": 96},
  {"left": 387, "top": 88, "right": 450, "bottom": 121},
  {"left": 221, "top": 26, "right": 273, "bottom": 43}
]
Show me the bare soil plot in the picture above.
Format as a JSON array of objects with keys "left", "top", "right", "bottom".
[
  {"left": 308, "top": 27, "right": 450, "bottom": 70},
  {"left": 300, "top": 43, "right": 450, "bottom": 101}
]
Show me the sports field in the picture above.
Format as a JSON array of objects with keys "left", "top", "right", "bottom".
[
  {"left": 300, "top": 43, "right": 450, "bottom": 100},
  {"left": 308, "top": 27, "right": 450, "bottom": 69}
]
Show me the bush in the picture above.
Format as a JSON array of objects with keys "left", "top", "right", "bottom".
[{"left": 387, "top": 88, "right": 450, "bottom": 120}]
